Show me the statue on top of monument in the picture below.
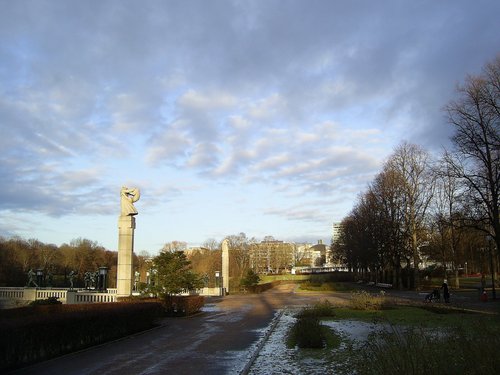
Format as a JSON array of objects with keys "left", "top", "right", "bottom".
[{"left": 120, "top": 186, "right": 140, "bottom": 216}]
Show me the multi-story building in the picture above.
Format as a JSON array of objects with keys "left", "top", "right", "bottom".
[
  {"left": 249, "top": 240, "right": 295, "bottom": 274},
  {"left": 332, "top": 222, "right": 344, "bottom": 245}
]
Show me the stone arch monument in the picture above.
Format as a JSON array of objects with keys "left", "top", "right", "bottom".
[{"left": 117, "top": 186, "right": 140, "bottom": 297}]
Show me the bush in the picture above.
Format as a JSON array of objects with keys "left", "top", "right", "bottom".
[
  {"left": 288, "top": 301, "right": 337, "bottom": 349},
  {"left": 0, "top": 302, "right": 164, "bottom": 371},
  {"left": 163, "top": 295, "right": 205, "bottom": 316},
  {"left": 240, "top": 269, "right": 260, "bottom": 287},
  {"left": 289, "top": 315, "right": 324, "bottom": 349},
  {"left": 350, "top": 290, "right": 387, "bottom": 310},
  {"left": 29, "top": 296, "right": 62, "bottom": 306}
]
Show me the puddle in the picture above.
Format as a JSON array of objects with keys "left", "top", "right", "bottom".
[
  {"left": 201, "top": 304, "right": 220, "bottom": 312},
  {"left": 248, "top": 312, "right": 391, "bottom": 375}
]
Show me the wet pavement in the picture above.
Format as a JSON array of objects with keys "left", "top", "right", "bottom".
[
  {"left": 9, "top": 284, "right": 348, "bottom": 375},
  {"left": 8, "top": 283, "right": 499, "bottom": 375}
]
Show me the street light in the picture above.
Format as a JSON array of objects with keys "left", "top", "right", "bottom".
[
  {"left": 36, "top": 269, "right": 43, "bottom": 288},
  {"left": 215, "top": 271, "right": 220, "bottom": 288},
  {"left": 98, "top": 266, "right": 108, "bottom": 292},
  {"left": 487, "top": 235, "right": 496, "bottom": 300}
]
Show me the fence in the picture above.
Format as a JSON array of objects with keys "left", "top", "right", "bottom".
[{"left": 0, "top": 287, "right": 117, "bottom": 305}]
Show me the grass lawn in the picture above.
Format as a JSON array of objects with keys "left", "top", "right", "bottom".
[
  {"left": 331, "top": 304, "right": 500, "bottom": 331},
  {"left": 300, "top": 300, "right": 500, "bottom": 374}
]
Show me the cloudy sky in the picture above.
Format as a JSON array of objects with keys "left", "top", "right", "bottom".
[{"left": 1, "top": 0, "right": 499, "bottom": 253}]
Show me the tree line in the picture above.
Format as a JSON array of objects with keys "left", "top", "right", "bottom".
[
  {"left": 333, "top": 56, "right": 500, "bottom": 290},
  {"left": 0, "top": 232, "right": 266, "bottom": 292},
  {"left": 0, "top": 237, "right": 125, "bottom": 288}
]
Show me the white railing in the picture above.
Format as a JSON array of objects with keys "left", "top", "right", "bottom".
[
  {"left": 0, "top": 287, "right": 25, "bottom": 299},
  {"left": 69, "top": 292, "right": 117, "bottom": 304},
  {"left": 0, "top": 287, "right": 118, "bottom": 305},
  {"left": 36, "top": 289, "right": 68, "bottom": 303}
]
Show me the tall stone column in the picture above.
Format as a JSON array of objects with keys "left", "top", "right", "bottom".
[
  {"left": 222, "top": 239, "right": 229, "bottom": 294},
  {"left": 117, "top": 215, "right": 135, "bottom": 297},
  {"left": 117, "top": 186, "right": 140, "bottom": 297}
]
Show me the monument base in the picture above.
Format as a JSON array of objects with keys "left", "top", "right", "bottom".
[{"left": 117, "top": 215, "right": 135, "bottom": 297}]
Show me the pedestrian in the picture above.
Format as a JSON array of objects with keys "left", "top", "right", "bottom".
[{"left": 441, "top": 279, "right": 450, "bottom": 303}]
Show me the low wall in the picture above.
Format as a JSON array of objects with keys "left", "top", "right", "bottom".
[
  {"left": 0, "top": 287, "right": 117, "bottom": 305},
  {"left": 197, "top": 287, "right": 225, "bottom": 296}
]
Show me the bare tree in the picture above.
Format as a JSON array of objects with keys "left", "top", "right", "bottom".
[
  {"left": 370, "top": 165, "right": 409, "bottom": 288},
  {"left": 160, "top": 241, "right": 188, "bottom": 253},
  {"left": 202, "top": 238, "right": 220, "bottom": 251},
  {"left": 445, "top": 55, "right": 500, "bottom": 297},
  {"left": 387, "top": 142, "right": 434, "bottom": 289},
  {"left": 430, "top": 155, "right": 465, "bottom": 288}
]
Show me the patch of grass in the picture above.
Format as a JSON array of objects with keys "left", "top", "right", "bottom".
[
  {"left": 328, "top": 305, "right": 500, "bottom": 332},
  {"left": 354, "top": 322, "right": 500, "bottom": 375},
  {"left": 299, "top": 281, "right": 356, "bottom": 292},
  {"left": 350, "top": 290, "right": 387, "bottom": 310},
  {"left": 258, "top": 274, "right": 310, "bottom": 283}
]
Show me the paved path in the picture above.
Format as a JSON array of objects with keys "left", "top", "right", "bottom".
[
  {"left": 9, "top": 283, "right": 498, "bottom": 375},
  {"left": 10, "top": 284, "right": 348, "bottom": 375}
]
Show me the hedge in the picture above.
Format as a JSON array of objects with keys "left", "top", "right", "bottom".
[
  {"left": 0, "top": 302, "right": 164, "bottom": 371},
  {"left": 163, "top": 295, "right": 205, "bottom": 316}
]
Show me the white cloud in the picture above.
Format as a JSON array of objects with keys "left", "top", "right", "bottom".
[{"left": 0, "top": 0, "right": 499, "bottom": 249}]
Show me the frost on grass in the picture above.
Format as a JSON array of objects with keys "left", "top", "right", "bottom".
[{"left": 248, "top": 309, "right": 391, "bottom": 375}]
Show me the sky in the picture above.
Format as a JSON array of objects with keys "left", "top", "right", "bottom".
[{"left": 1, "top": 0, "right": 499, "bottom": 254}]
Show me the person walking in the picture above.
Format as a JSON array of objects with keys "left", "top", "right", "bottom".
[{"left": 441, "top": 279, "right": 450, "bottom": 303}]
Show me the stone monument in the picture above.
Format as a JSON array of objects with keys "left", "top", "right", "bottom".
[
  {"left": 222, "top": 239, "right": 229, "bottom": 294},
  {"left": 117, "top": 186, "right": 140, "bottom": 297}
]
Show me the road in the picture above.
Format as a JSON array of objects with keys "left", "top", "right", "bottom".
[{"left": 9, "top": 284, "right": 349, "bottom": 375}]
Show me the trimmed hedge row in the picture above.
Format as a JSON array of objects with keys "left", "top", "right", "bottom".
[
  {"left": 163, "top": 295, "right": 205, "bottom": 316},
  {"left": 0, "top": 302, "right": 164, "bottom": 372}
]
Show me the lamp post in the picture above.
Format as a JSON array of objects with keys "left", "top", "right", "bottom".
[
  {"left": 36, "top": 269, "right": 43, "bottom": 288},
  {"left": 98, "top": 266, "right": 108, "bottom": 292},
  {"left": 487, "top": 236, "right": 496, "bottom": 299},
  {"left": 215, "top": 271, "right": 220, "bottom": 288}
]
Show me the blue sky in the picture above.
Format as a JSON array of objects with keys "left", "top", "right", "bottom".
[{"left": 1, "top": 0, "right": 499, "bottom": 254}]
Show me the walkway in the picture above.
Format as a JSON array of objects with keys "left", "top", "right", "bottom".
[
  {"left": 9, "top": 283, "right": 498, "bottom": 375},
  {"left": 10, "top": 284, "right": 346, "bottom": 375}
]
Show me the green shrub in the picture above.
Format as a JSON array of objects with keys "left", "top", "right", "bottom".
[
  {"left": 240, "top": 269, "right": 260, "bottom": 287},
  {"left": 163, "top": 295, "right": 205, "bottom": 316},
  {"left": 289, "top": 315, "right": 324, "bottom": 349},
  {"left": 0, "top": 302, "right": 164, "bottom": 371},
  {"left": 288, "top": 301, "right": 336, "bottom": 349}
]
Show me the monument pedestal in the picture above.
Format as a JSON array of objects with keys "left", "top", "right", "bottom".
[{"left": 117, "top": 215, "right": 135, "bottom": 297}]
